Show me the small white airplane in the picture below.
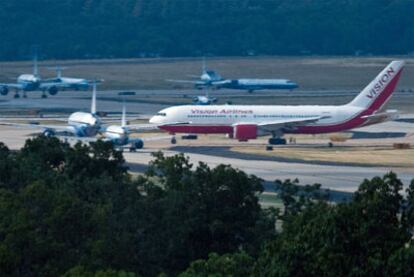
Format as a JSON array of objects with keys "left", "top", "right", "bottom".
[
  {"left": 193, "top": 95, "right": 217, "bottom": 105},
  {"left": 0, "top": 83, "right": 164, "bottom": 150},
  {"left": 151, "top": 61, "right": 404, "bottom": 145},
  {"left": 0, "top": 82, "right": 102, "bottom": 137},
  {"left": 78, "top": 103, "right": 171, "bottom": 151},
  {"left": 0, "top": 56, "right": 71, "bottom": 98},
  {"left": 45, "top": 66, "right": 100, "bottom": 91}
]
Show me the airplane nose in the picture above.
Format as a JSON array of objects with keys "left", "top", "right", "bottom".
[{"left": 149, "top": 116, "right": 158, "bottom": 124}]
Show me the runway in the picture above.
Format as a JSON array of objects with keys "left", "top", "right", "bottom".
[
  {"left": 0, "top": 88, "right": 413, "bottom": 116},
  {"left": 123, "top": 148, "right": 414, "bottom": 192}
]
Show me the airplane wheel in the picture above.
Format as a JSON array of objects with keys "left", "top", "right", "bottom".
[
  {"left": 268, "top": 138, "right": 286, "bottom": 145},
  {"left": 14, "top": 93, "right": 20, "bottom": 99},
  {"left": 171, "top": 137, "right": 177, "bottom": 144},
  {"left": 23, "top": 93, "right": 27, "bottom": 98},
  {"left": 129, "top": 147, "right": 137, "bottom": 152},
  {"left": 41, "top": 93, "right": 47, "bottom": 99}
]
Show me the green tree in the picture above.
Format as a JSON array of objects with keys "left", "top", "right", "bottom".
[
  {"left": 135, "top": 152, "right": 276, "bottom": 275},
  {"left": 255, "top": 173, "right": 413, "bottom": 276},
  {"left": 179, "top": 252, "right": 254, "bottom": 277}
]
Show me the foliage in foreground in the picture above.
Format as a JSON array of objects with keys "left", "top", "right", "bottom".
[
  {"left": 0, "top": 137, "right": 274, "bottom": 276},
  {"left": 1, "top": 136, "right": 414, "bottom": 276}
]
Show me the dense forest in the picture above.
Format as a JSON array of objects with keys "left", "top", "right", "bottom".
[
  {"left": 0, "top": 136, "right": 414, "bottom": 276},
  {"left": 0, "top": 0, "right": 413, "bottom": 61}
]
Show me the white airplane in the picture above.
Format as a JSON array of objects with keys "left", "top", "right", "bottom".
[
  {"left": 77, "top": 103, "right": 170, "bottom": 152},
  {"left": 0, "top": 56, "right": 70, "bottom": 98},
  {"left": 193, "top": 95, "right": 217, "bottom": 105},
  {"left": 45, "top": 66, "right": 99, "bottom": 91},
  {"left": 0, "top": 84, "right": 163, "bottom": 150},
  {"left": 151, "top": 61, "right": 404, "bottom": 145},
  {"left": 0, "top": 82, "right": 102, "bottom": 137}
]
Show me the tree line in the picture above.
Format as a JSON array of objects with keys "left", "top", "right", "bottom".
[
  {"left": 0, "top": 0, "right": 413, "bottom": 61},
  {"left": 0, "top": 136, "right": 414, "bottom": 276}
]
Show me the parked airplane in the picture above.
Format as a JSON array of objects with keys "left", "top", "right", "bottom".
[
  {"left": 0, "top": 56, "right": 69, "bottom": 98},
  {"left": 46, "top": 66, "right": 98, "bottom": 91},
  {"left": 167, "top": 60, "right": 298, "bottom": 93},
  {"left": 193, "top": 95, "right": 217, "bottom": 105},
  {"left": 101, "top": 104, "right": 145, "bottom": 151},
  {"left": 0, "top": 84, "right": 163, "bottom": 150},
  {"left": 151, "top": 61, "right": 403, "bottom": 145},
  {"left": 0, "top": 82, "right": 102, "bottom": 137}
]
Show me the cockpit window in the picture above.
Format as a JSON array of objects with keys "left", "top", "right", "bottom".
[{"left": 157, "top": 112, "right": 167, "bottom": 116}]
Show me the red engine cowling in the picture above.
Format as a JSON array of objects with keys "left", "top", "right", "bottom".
[{"left": 233, "top": 124, "right": 258, "bottom": 141}]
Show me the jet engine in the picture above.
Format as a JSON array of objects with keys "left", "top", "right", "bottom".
[
  {"left": 48, "top": 86, "right": 58, "bottom": 95},
  {"left": 42, "top": 129, "right": 56, "bottom": 137},
  {"left": 132, "top": 139, "right": 144, "bottom": 149},
  {"left": 0, "top": 87, "right": 9, "bottom": 96},
  {"left": 129, "top": 139, "right": 144, "bottom": 152},
  {"left": 233, "top": 124, "right": 258, "bottom": 141}
]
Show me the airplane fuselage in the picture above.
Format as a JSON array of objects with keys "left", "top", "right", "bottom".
[
  {"left": 58, "top": 77, "right": 90, "bottom": 90},
  {"left": 67, "top": 112, "right": 101, "bottom": 137},
  {"left": 17, "top": 74, "right": 41, "bottom": 91},
  {"left": 215, "top": 79, "right": 298, "bottom": 91},
  {"left": 150, "top": 104, "right": 371, "bottom": 135}
]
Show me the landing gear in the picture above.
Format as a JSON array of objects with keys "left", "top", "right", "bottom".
[
  {"left": 181, "top": 134, "right": 197, "bottom": 140},
  {"left": 268, "top": 137, "right": 287, "bottom": 145},
  {"left": 129, "top": 147, "right": 137, "bottom": 152},
  {"left": 23, "top": 91, "right": 27, "bottom": 98},
  {"left": 14, "top": 92, "right": 20, "bottom": 98},
  {"left": 171, "top": 137, "right": 177, "bottom": 144},
  {"left": 41, "top": 90, "right": 47, "bottom": 98}
]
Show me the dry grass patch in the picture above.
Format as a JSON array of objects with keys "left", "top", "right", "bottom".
[{"left": 231, "top": 145, "right": 414, "bottom": 168}]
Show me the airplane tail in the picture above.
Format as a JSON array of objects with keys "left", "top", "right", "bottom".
[
  {"left": 347, "top": 61, "right": 404, "bottom": 112},
  {"left": 91, "top": 82, "right": 97, "bottom": 114},
  {"left": 33, "top": 54, "right": 38, "bottom": 77},
  {"left": 121, "top": 102, "right": 127, "bottom": 128}
]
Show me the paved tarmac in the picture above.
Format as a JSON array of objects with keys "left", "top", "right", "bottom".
[
  {"left": 0, "top": 89, "right": 413, "bottom": 193},
  {"left": 0, "top": 88, "right": 413, "bottom": 116}
]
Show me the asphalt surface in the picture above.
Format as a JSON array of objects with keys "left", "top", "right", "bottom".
[{"left": 0, "top": 89, "right": 413, "bottom": 194}]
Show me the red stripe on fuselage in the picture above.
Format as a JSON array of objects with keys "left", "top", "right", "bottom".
[{"left": 160, "top": 125, "right": 233, "bottom": 134}]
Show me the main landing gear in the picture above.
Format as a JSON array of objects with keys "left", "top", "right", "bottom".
[
  {"left": 171, "top": 137, "right": 177, "bottom": 144},
  {"left": 41, "top": 90, "right": 48, "bottom": 99},
  {"left": 14, "top": 89, "right": 20, "bottom": 98},
  {"left": 268, "top": 137, "right": 287, "bottom": 145},
  {"left": 268, "top": 131, "right": 287, "bottom": 145}
]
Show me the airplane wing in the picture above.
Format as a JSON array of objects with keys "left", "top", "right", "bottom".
[
  {"left": 0, "top": 83, "right": 24, "bottom": 89},
  {"left": 39, "top": 81, "right": 72, "bottom": 89},
  {"left": 165, "top": 79, "right": 206, "bottom": 85},
  {"left": 254, "top": 116, "right": 327, "bottom": 132},
  {"left": 139, "top": 135, "right": 172, "bottom": 142},
  {"left": 361, "top": 110, "right": 399, "bottom": 121},
  {"left": 125, "top": 123, "right": 161, "bottom": 133},
  {"left": 0, "top": 122, "right": 72, "bottom": 134},
  {"left": 360, "top": 110, "right": 399, "bottom": 125},
  {"left": 62, "top": 135, "right": 172, "bottom": 145}
]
